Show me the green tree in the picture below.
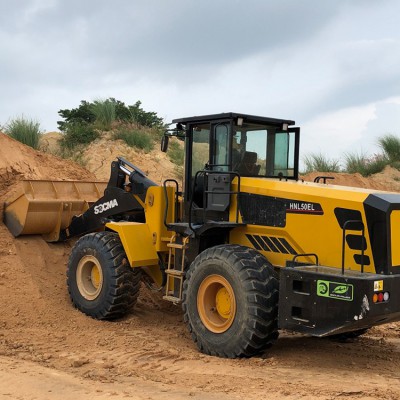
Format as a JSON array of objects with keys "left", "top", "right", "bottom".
[{"left": 57, "top": 100, "right": 95, "bottom": 131}]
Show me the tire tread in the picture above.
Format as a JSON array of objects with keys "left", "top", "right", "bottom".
[
  {"left": 182, "top": 244, "right": 279, "bottom": 358},
  {"left": 67, "top": 232, "right": 141, "bottom": 320}
]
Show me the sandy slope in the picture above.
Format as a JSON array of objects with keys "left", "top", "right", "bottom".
[
  {"left": 38, "top": 131, "right": 182, "bottom": 183},
  {"left": 1, "top": 134, "right": 400, "bottom": 399}
]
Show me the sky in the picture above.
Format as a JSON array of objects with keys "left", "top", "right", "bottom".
[{"left": 1, "top": 0, "right": 400, "bottom": 165}]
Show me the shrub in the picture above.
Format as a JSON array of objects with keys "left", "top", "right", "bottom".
[
  {"left": 344, "top": 152, "right": 388, "bottom": 177},
  {"left": 5, "top": 116, "right": 41, "bottom": 149},
  {"left": 54, "top": 146, "right": 87, "bottom": 166},
  {"left": 57, "top": 98, "right": 164, "bottom": 131},
  {"left": 378, "top": 134, "right": 400, "bottom": 163},
  {"left": 113, "top": 126, "right": 154, "bottom": 152},
  {"left": 90, "top": 99, "right": 116, "bottom": 130},
  {"left": 60, "top": 122, "right": 99, "bottom": 150},
  {"left": 128, "top": 101, "right": 164, "bottom": 128},
  {"left": 167, "top": 140, "right": 184, "bottom": 180},
  {"left": 391, "top": 161, "right": 400, "bottom": 171},
  {"left": 303, "top": 153, "right": 341, "bottom": 173}
]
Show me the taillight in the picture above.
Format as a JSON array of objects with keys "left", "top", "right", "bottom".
[{"left": 373, "top": 292, "right": 390, "bottom": 303}]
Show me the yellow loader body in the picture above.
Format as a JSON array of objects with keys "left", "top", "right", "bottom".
[{"left": 230, "top": 177, "right": 381, "bottom": 273}]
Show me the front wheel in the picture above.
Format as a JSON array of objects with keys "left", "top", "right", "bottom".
[
  {"left": 182, "top": 245, "right": 279, "bottom": 358},
  {"left": 67, "top": 232, "right": 141, "bottom": 320}
]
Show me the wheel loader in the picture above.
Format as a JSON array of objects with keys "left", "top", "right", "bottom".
[{"left": 4, "top": 112, "right": 400, "bottom": 358}]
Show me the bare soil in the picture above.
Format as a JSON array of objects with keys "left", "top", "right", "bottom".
[
  {"left": 38, "top": 131, "right": 182, "bottom": 183},
  {"left": 1, "top": 134, "right": 400, "bottom": 399}
]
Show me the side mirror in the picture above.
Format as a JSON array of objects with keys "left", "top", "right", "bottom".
[{"left": 161, "top": 135, "right": 169, "bottom": 152}]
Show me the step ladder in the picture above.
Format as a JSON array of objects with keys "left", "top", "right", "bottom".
[{"left": 163, "top": 234, "right": 189, "bottom": 303}]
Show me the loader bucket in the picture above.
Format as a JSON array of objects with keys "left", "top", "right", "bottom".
[{"left": 3, "top": 180, "right": 107, "bottom": 242}]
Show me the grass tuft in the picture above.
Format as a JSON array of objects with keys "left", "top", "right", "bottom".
[
  {"left": 344, "top": 152, "right": 387, "bottom": 177},
  {"left": 5, "top": 116, "right": 42, "bottom": 149},
  {"left": 378, "top": 134, "right": 400, "bottom": 163},
  {"left": 303, "top": 153, "right": 341, "bottom": 173},
  {"left": 90, "top": 99, "right": 116, "bottom": 130},
  {"left": 113, "top": 125, "right": 154, "bottom": 152}
]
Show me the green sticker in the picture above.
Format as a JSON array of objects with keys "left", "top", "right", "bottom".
[{"left": 317, "top": 280, "right": 353, "bottom": 301}]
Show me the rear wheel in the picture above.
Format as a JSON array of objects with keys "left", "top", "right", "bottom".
[
  {"left": 182, "top": 245, "right": 279, "bottom": 358},
  {"left": 67, "top": 232, "right": 141, "bottom": 319}
]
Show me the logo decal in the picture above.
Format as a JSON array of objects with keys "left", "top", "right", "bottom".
[
  {"left": 317, "top": 280, "right": 353, "bottom": 301},
  {"left": 286, "top": 201, "right": 323, "bottom": 215},
  {"left": 94, "top": 199, "right": 119, "bottom": 214}
]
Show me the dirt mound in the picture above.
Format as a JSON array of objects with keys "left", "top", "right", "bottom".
[
  {"left": 39, "top": 131, "right": 63, "bottom": 154},
  {"left": 82, "top": 136, "right": 181, "bottom": 183},
  {"left": 0, "top": 134, "right": 99, "bottom": 330},
  {"left": 0, "top": 133, "right": 93, "bottom": 182},
  {"left": 39, "top": 131, "right": 182, "bottom": 184},
  {"left": 0, "top": 133, "right": 95, "bottom": 202},
  {"left": 301, "top": 166, "right": 400, "bottom": 192}
]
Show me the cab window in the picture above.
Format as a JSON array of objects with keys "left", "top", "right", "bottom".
[
  {"left": 213, "top": 123, "right": 230, "bottom": 171},
  {"left": 232, "top": 122, "right": 296, "bottom": 178},
  {"left": 191, "top": 124, "right": 210, "bottom": 177},
  {"left": 232, "top": 123, "right": 267, "bottom": 177}
]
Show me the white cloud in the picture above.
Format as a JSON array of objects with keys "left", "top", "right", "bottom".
[
  {"left": 301, "top": 97, "right": 400, "bottom": 163},
  {"left": 302, "top": 104, "right": 377, "bottom": 157},
  {"left": 385, "top": 96, "right": 400, "bottom": 105}
]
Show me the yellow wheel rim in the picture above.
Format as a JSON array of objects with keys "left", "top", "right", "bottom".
[
  {"left": 197, "top": 274, "right": 236, "bottom": 333},
  {"left": 76, "top": 255, "right": 103, "bottom": 301}
]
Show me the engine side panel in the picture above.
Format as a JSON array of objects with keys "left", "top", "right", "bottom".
[{"left": 229, "top": 178, "right": 396, "bottom": 274}]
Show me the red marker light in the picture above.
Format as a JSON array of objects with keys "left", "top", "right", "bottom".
[{"left": 378, "top": 293, "right": 384, "bottom": 302}]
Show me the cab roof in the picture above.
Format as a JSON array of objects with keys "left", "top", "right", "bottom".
[{"left": 172, "top": 112, "right": 295, "bottom": 126}]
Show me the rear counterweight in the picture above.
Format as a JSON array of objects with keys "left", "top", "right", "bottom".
[{"left": 279, "top": 265, "right": 400, "bottom": 336}]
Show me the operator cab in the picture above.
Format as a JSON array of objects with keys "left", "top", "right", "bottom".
[{"left": 162, "top": 112, "right": 300, "bottom": 230}]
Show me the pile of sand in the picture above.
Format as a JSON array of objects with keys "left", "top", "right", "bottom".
[
  {"left": 302, "top": 166, "right": 400, "bottom": 192},
  {"left": 0, "top": 132, "right": 175, "bottom": 331},
  {"left": 0, "top": 133, "right": 95, "bottom": 200},
  {"left": 82, "top": 136, "right": 182, "bottom": 183},
  {"left": 0, "top": 134, "right": 96, "bottom": 333},
  {"left": 39, "top": 131, "right": 182, "bottom": 184}
]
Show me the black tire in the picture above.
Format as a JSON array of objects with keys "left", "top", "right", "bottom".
[
  {"left": 182, "top": 244, "right": 279, "bottom": 358},
  {"left": 67, "top": 231, "right": 141, "bottom": 320}
]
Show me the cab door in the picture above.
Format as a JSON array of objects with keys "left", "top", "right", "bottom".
[
  {"left": 207, "top": 121, "right": 232, "bottom": 213},
  {"left": 184, "top": 120, "right": 232, "bottom": 219}
]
